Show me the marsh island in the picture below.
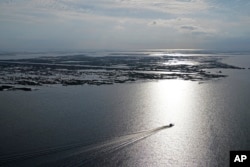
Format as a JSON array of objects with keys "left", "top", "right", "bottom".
[{"left": 0, "top": 54, "right": 244, "bottom": 90}]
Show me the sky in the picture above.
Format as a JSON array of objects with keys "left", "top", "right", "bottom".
[{"left": 0, "top": 0, "right": 250, "bottom": 51}]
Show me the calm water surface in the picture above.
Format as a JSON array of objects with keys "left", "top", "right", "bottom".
[{"left": 0, "top": 55, "right": 250, "bottom": 167}]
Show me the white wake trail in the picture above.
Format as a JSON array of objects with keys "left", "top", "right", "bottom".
[{"left": 0, "top": 125, "right": 172, "bottom": 167}]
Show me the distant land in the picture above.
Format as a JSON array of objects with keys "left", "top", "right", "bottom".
[{"left": 0, "top": 52, "right": 245, "bottom": 91}]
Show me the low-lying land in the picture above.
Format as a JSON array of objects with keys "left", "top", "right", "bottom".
[{"left": 0, "top": 54, "right": 244, "bottom": 91}]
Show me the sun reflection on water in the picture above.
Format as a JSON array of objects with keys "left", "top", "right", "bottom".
[
  {"left": 163, "top": 60, "right": 199, "bottom": 66},
  {"left": 136, "top": 80, "right": 209, "bottom": 166},
  {"left": 144, "top": 80, "right": 194, "bottom": 126}
]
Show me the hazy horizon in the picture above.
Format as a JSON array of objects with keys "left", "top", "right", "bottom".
[{"left": 1, "top": 0, "right": 250, "bottom": 51}]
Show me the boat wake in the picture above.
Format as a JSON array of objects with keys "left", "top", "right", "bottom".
[{"left": 0, "top": 125, "right": 173, "bottom": 167}]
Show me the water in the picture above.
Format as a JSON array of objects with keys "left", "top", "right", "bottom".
[{"left": 0, "top": 51, "right": 250, "bottom": 166}]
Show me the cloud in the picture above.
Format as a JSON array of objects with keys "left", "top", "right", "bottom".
[
  {"left": 0, "top": 0, "right": 220, "bottom": 40},
  {"left": 116, "top": 0, "right": 212, "bottom": 15},
  {"left": 180, "top": 25, "right": 197, "bottom": 31},
  {"left": 114, "top": 25, "right": 125, "bottom": 30},
  {"left": 0, "top": 0, "right": 250, "bottom": 50},
  {"left": 0, "top": 0, "right": 212, "bottom": 22},
  {"left": 148, "top": 18, "right": 216, "bottom": 36}
]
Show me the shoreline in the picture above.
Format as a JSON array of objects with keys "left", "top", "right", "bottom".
[{"left": 0, "top": 55, "right": 245, "bottom": 90}]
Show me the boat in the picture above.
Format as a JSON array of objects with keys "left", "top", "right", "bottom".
[
  {"left": 163, "top": 123, "right": 174, "bottom": 128},
  {"left": 169, "top": 123, "right": 174, "bottom": 127}
]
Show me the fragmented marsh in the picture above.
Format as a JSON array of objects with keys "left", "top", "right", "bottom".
[{"left": 0, "top": 54, "right": 244, "bottom": 90}]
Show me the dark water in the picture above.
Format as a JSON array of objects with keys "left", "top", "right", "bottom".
[{"left": 0, "top": 53, "right": 250, "bottom": 166}]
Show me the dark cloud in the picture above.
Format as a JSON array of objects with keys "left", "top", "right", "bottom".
[{"left": 180, "top": 25, "right": 197, "bottom": 31}]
